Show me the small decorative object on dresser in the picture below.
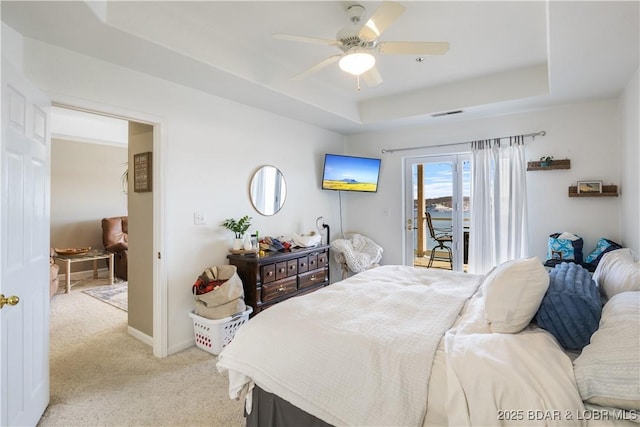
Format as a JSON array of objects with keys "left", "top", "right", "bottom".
[
  {"left": 227, "top": 245, "right": 330, "bottom": 316},
  {"left": 222, "top": 215, "right": 252, "bottom": 250}
]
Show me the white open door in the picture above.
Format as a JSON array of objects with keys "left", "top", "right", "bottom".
[{"left": 1, "top": 59, "right": 51, "bottom": 425}]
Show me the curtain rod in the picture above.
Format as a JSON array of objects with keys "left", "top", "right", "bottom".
[{"left": 381, "top": 130, "right": 547, "bottom": 154}]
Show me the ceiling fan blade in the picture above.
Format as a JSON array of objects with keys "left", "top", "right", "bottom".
[
  {"left": 292, "top": 54, "right": 341, "bottom": 80},
  {"left": 362, "top": 66, "right": 383, "bottom": 87},
  {"left": 273, "top": 33, "right": 340, "bottom": 47},
  {"left": 358, "top": 1, "right": 406, "bottom": 42},
  {"left": 377, "top": 41, "right": 450, "bottom": 55}
]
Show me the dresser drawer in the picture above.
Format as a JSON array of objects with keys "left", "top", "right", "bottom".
[
  {"left": 286, "top": 259, "right": 298, "bottom": 277},
  {"left": 317, "top": 251, "right": 329, "bottom": 268},
  {"left": 262, "top": 276, "right": 297, "bottom": 303},
  {"left": 275, "top": 262, "right": 288, "bottom": 280},
  {"left": 299, "top": 269, "right": 327, "bottom": 289},
  {"left": 297, "top": 256, "right": 309, "bottom": 273},
  {"left": 307, "top": 254, "right": 318, "bottom": 270},
  {"left": 262, "top": 264, "right": 276, "bottom": 283}
]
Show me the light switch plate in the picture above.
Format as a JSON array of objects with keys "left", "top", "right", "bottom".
[{"left": 194, "top": 212, "right": 206, "bottom": 225}]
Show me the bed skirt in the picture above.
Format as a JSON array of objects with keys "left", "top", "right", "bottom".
[{"left": 247, "top": 386, "right": 333, "bottom": 427}]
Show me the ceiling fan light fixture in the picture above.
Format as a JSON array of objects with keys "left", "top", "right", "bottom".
[{"left": 339, "top": 51, "right": 375, "bottom": 76}]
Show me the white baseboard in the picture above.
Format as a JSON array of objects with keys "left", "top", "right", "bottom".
[{"left": 128, "top": 326, "right": 153, "bottom": 347}]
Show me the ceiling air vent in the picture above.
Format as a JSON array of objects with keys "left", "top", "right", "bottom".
[{"left": 431, "top": 110, "right": 463, "bottom": 118}]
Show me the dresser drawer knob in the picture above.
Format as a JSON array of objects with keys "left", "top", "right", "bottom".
[
  {"left": 278, "top": 286, "right": 286, "bottom": 292},
  {"left": 289, "top": 265, "right": 295, "bottom": 270},
  {"left": 267, "top": 271, "right": 273, "bottom": 276}
]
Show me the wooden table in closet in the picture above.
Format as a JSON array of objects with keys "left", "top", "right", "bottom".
[{"left": 227, "top": 245, "right": 330, "bottom": 317}]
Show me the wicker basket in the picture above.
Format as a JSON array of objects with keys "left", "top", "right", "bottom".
[{"left": 189, "top": 307, "right": 252, "bottom": 355}]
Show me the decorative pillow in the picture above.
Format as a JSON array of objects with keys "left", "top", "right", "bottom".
[
  {"left": 573, "top": 291, "right": 640, "bottom": 410},
  {"left": 483, "top": 257, "right": 549, "bottom": 333},
  {"left": 535, "top": 262, "right": 601, "bottom": 350},
  {"left": 593, "top": 248, "right": 640, "bottom": 299},
  {"left": 584, "top": 237, "right": 622, "bottom": 265}
]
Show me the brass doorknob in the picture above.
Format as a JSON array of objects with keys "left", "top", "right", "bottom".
[{"left": 0, "top": 294, "right": 20, "bottom": 309}]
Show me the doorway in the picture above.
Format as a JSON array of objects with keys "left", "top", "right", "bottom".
[
  {"left": 50, "top": 101, "right": 165, "bottom": 355},
  {"left": 404, "top": 154, "right": 471, "bottom": 271}
]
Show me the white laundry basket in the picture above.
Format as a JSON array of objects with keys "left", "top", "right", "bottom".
[{"left": 189, "top": 307, "right": 252, "bottom": 355}]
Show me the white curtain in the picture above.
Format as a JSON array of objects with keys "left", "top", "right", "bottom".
[{"left": 469, "top": 136, "right": 529, "bottom": 274}]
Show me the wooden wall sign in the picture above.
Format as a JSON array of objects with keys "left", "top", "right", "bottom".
[{"left": 133, "top": 152, "right": 152, "bottom": 193}]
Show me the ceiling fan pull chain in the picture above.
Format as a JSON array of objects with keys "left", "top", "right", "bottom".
[{"left": 356, "top": 74, "right": 361, "bottom": 92}]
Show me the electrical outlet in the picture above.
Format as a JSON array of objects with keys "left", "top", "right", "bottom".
[
  {"left": 383, "top": 208, "right": 391, "bottom": 217},
  {"left": 194, "top": 212, "right": 206, "bottom": 225}
]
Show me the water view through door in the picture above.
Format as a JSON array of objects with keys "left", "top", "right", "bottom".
[{"left": 404, "top": 155, "right": 470, "bottom": 272}]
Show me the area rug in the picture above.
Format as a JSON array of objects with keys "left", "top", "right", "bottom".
[{"left": 82, "top": 282, "right": 128, "bottom": 312}]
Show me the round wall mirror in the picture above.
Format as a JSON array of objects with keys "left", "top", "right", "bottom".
[{"left": 249, "top": 165, "right": 287, "bottom": 216}]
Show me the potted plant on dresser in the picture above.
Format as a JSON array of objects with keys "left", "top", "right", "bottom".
[{"left": 222, "top": 215, "right": 252, "bottom": 250}]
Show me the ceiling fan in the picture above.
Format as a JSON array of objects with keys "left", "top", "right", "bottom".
[{"left": 273, "top": 1, "right": 449, "bottom": 90}]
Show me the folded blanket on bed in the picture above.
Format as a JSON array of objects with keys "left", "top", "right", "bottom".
[
  {"left": 217, "top": 265, "right": 482, "bottom": 427},
  {"left": 445, "top": 329, "right": 587, "bottom": 426}
]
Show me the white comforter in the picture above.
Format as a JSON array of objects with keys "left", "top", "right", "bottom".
[
  {"left": 217, "top": 265, "right": 482, "bottom": 427},
  {"left": 217, "top": 265, "right": 634, "bottom": 427},
  {"left": 443, "top": 294, "right": 588, "bottom": 426}
]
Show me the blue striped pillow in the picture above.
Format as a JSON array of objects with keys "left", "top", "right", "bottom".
[{"left": 535, "top": 262, "right": 602, "bottom": 350}]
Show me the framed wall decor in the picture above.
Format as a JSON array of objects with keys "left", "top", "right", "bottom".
[
  {"left": 577, "top": 180, "right": 602, "bottom": 194},
  {"left": 133, "top": 152, "right": 152, "bottom": 193}
]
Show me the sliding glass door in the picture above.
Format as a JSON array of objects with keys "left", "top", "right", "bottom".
[{"left": 403, "top": 154, "right": 470, "bottom": 271}]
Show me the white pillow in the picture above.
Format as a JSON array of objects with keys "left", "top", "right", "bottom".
[
  {"left": 573, "top": 291, "right": 640, "bottom": 410},
  {"left": 593, "top": 248, "right": 640, "bottom": 299},
  {"left": 483, "top": 257, "right": 549, "bottom": 333}
]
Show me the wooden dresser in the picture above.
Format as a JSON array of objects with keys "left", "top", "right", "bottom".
[{"left": 227, "top": 245, "right": 330, "bottom": 316}]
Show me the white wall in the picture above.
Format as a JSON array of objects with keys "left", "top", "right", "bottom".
[
  {"left": 619, "top": 67, "right": 640, "bottom": 254},
  {"left": 19, "top": 37, "right": 344, "bottom": 353},
  {"left": 346, "top": 100, "right": 625, "bottom": 267}
]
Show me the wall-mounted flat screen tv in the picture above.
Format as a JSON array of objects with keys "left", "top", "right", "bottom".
[{"left": 321, "top": 154, "right": 381, "bottom": 193}]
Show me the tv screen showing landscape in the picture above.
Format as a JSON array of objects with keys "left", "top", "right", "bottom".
[{"left": 321, "top": 154, "right": 381, "bottom": 193}]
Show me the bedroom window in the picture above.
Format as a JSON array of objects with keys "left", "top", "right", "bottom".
[{"left": 404, "top": 154, "right": 470, "bottom": 272}]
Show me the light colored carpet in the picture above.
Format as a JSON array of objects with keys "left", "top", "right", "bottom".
[{"left": 39, "top": 280, "right": 244, "bottom": 427}]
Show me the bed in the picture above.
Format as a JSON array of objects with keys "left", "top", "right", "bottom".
[{"left": 216, "top": 250, "right": 640, "bottom": 426}]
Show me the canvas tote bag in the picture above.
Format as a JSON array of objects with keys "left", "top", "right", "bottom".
[
  {"left": 193, "top": 265, "right": 246, "bottom": 320},
  {"left": 547, "top": 232, "right": 584, "bottom": 263}
]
